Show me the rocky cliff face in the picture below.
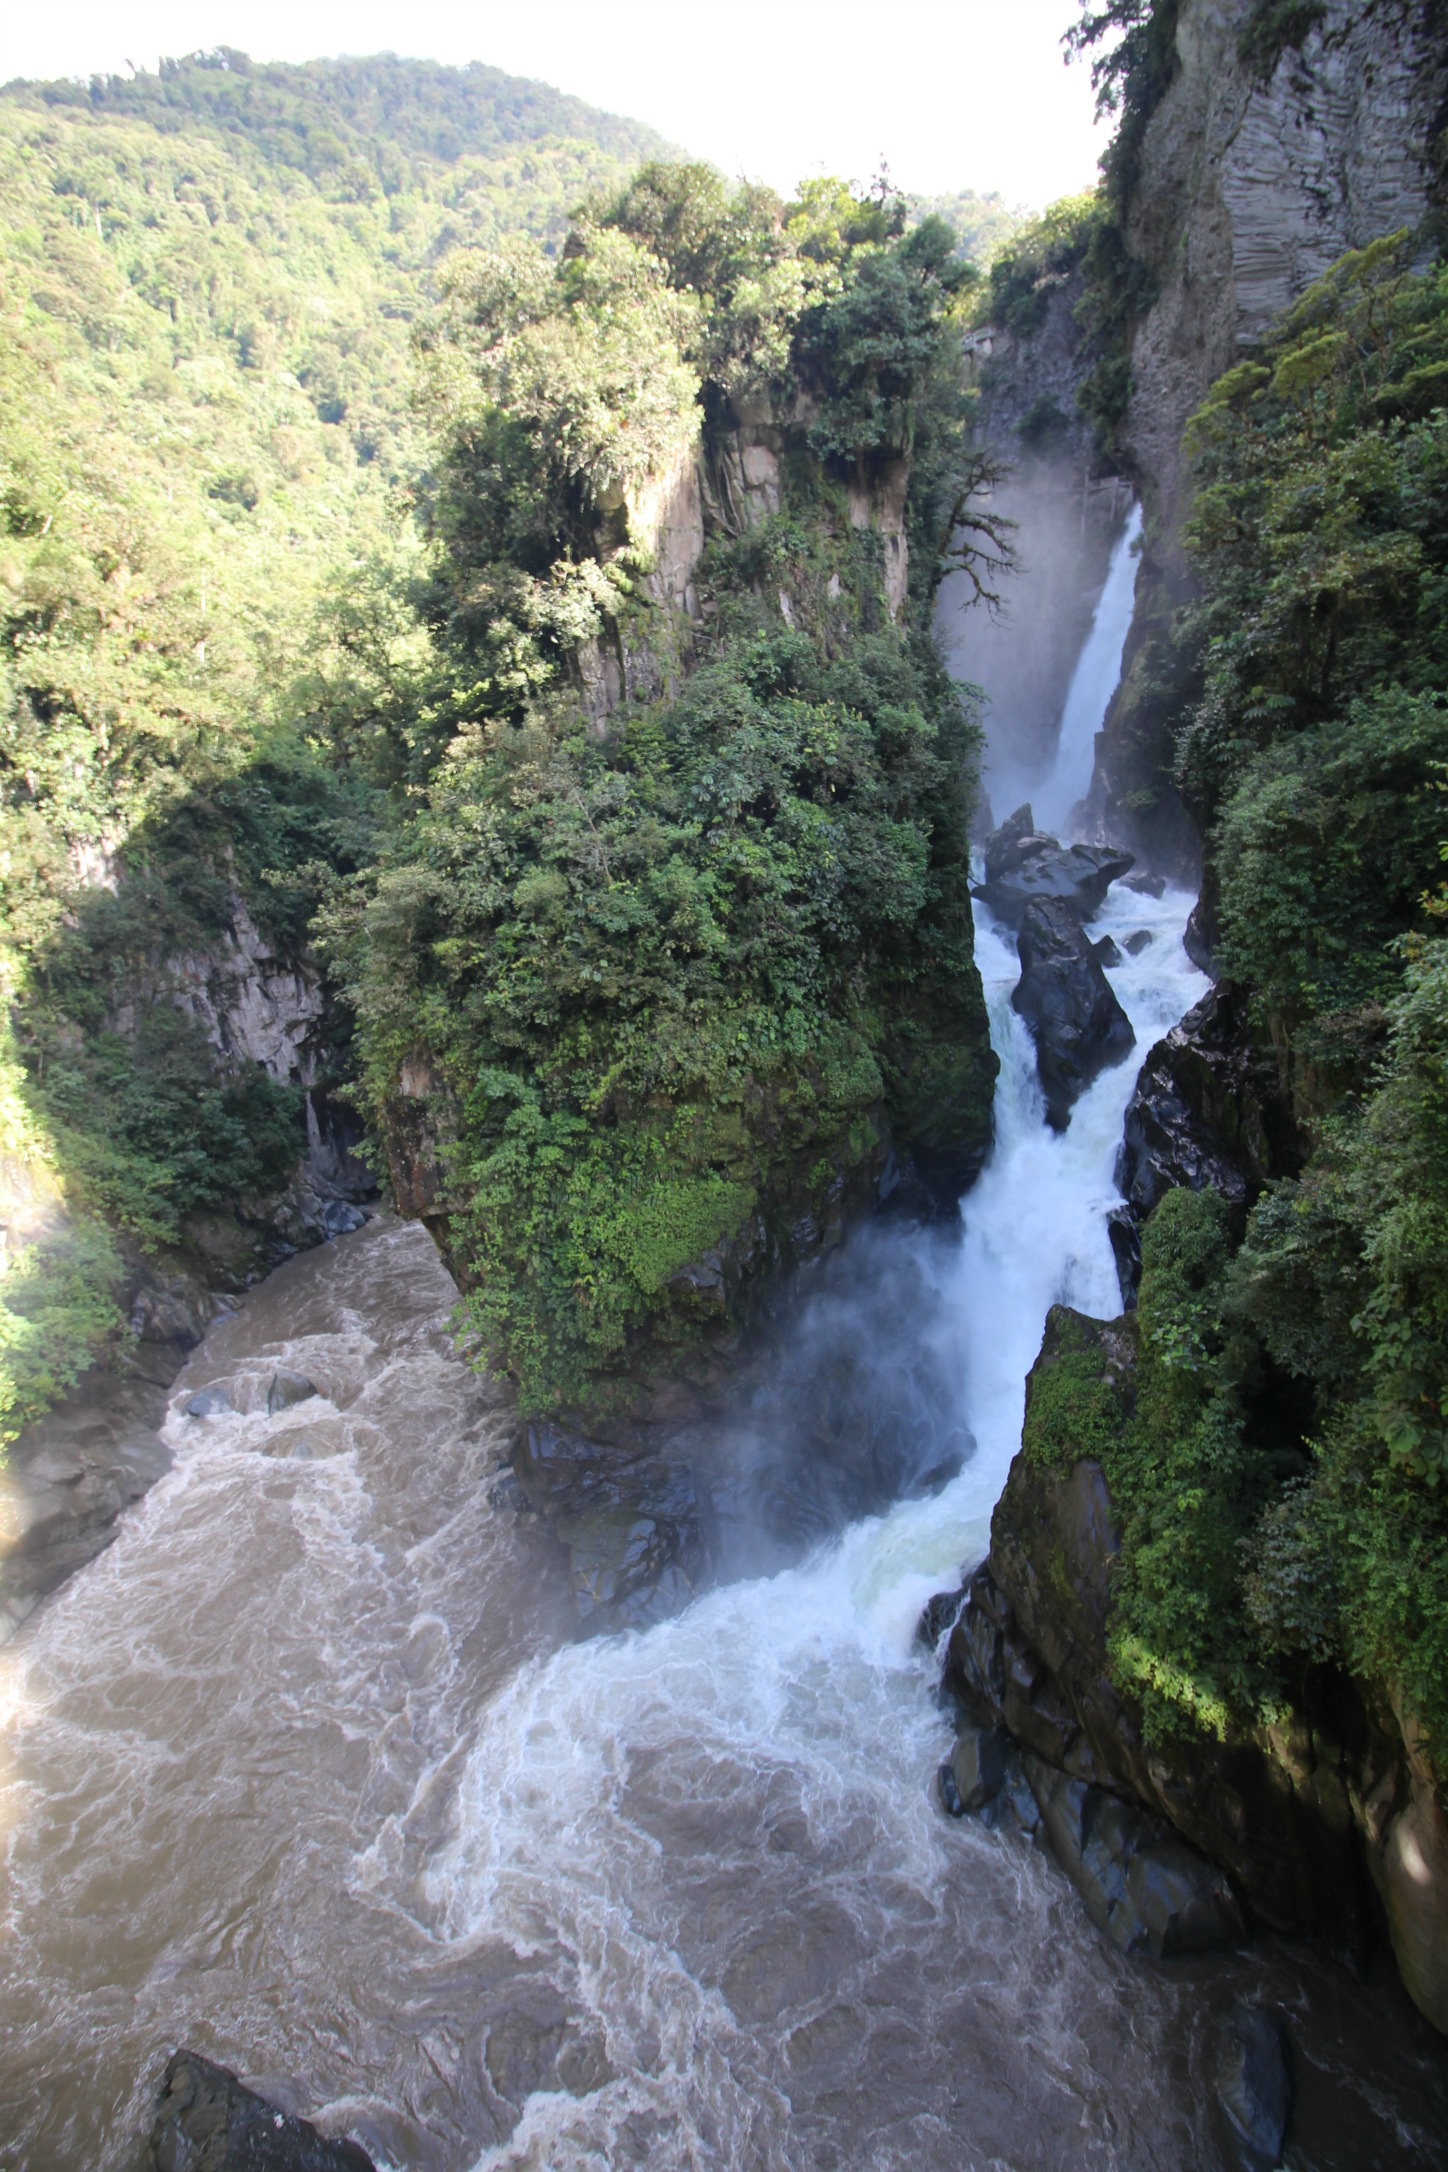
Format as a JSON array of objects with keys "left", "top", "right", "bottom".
[
  {"left": 1096, "top": 0, "right": 1448, "bottom": 857},
  {"left": 1126, "top": 0, "right": 1447, "bottom": 561},
  {"left": 574, "top": 390, "right": 917, "bottom": 728},
  {"left": 0, "top": 889, "right": 374, "bottom": 1638},
  {"left": 939, "top": 1306, "right": 1448, "bottom": 2039}
]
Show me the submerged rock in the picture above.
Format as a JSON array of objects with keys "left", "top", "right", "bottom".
[
  {"left": 973, "top": 804, "right": 1135, "bottom": 928},
  {"left": 147, "top": 2049, "right": 375, "bottom": 2171},
  {"left": 915, "top": 1586, "right": 967, "bottom": 1654},
  {"left": 266, "top": 1371, "right": 319, "bottom": 1416},
  {"left": 186, "top": 1387, "right": 234, "bottom": 1419},
  {"left": 1215, "top": 2003, "right": 1293, "bottom": 2172},
  {"left": 1092, "top": 934, "right": 1125, "bottom": 969},
  {"left": 1123, "top": 929, "right": 1153, "bottom": 956},
  {"left": 1011, "top": 897, "right": 1135, "bottom": 1129}
]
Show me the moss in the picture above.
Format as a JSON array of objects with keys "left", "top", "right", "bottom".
[{"left": 1021, "top": 1307, "right": 1133, "bottom": 1472}]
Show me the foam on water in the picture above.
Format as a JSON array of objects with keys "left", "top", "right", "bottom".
[{"left": 412, "top": 885, "right": 1209, "bottom": 2171}]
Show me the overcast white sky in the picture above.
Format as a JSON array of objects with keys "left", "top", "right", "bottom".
[{"left": 0, "top": 3, "right": 1107, "bottom": 210}]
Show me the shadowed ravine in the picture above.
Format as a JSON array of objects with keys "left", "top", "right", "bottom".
[{"left": 1, "top": 531, "right": 1445, "bottom": 2169}]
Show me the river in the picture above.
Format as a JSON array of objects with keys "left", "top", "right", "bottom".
[{"left": 1, "top": 520, "right": 1445, "bottom": 2169}]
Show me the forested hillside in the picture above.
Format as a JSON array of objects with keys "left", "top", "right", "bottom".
[
  {"left": 0, "top": 52, "right": 1009, "bottom": 1447},
  {"left": 0, "top": 50, "right": 671, "bottom": 1441},
  {"left": 335, "top": 164, "right": 1000, "bottom": 1413}
]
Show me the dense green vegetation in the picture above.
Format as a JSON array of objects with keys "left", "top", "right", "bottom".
[
  {"left": 0, "top": 65, "right": 1001, "bottom": 1436},
  {"left": 338, "top": 166, "right": 997, "bottom": 1412},
  {"left": 1032, "top": 239, "right": 1448, "bottom": 1765},
  {"left": 0, "top": 51, "right": 668, "bottom": 1442},
  {"left": 913, "top": 188, "right": 1025, "bottom": 269}
]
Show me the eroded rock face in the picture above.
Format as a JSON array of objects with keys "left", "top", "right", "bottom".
[
  {"left": 973, "top": 805, "right": 1135, "bottom": 929},
  {"left": 1094, "top": 0, "right": 1448, "bottom": 857},
  {"left": 1011, "top": 896, "right": 1135, "bottom": 1129},
  {"left": 147, "top": 2049, "right": 375, "bottom": 2171},
  {"left": 1026, "top": 1757, "right": 1245, "bottom": 1959},
  {"left": 1125, "top": 0, "right": 1448, "bottom": 564}
]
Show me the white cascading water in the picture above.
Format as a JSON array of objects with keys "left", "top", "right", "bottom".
[
  {"left": 1033, "top": 503, "right": 1144, "bottom": 836},
  {"left": 0, "top": 533, "right": 1439, "bottom": 2169}
]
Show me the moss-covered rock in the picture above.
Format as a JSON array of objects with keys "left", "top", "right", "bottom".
[{"left": 944, "top": 1303, "right": 1448, "bottom": 2036}]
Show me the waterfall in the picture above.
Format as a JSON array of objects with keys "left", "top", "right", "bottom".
[
  {"left": 1033, "top": 503, "right": 1143, "bottom": 836},
  {"left": 1, "top": 567, "right": 1435, "bottom": 2170}
]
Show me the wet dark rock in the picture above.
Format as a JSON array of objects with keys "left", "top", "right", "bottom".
[
  {"left": 1092, "top": 934, "right": 1124, "bottom": 969},
  {"left": 1185, "top": 894, "right": 1215, "bottom": 974},
  {"left": 131, "top": 1275, "right": 210, "bottom": 1351},
  {"left": 1117, "top": 985, "right": 1302, "bottom": 1219},
  {"left": 1121, "top": 870, "right": 1166, "bottom": 899},
  {"left": 915, "top": 1585, "right": 967, "bottom": 1653},
  {"left": 321, "top": 1199, "right": 367, "bottom": 1238},
  {"left": 147, "top": 2049, "right": 375, "bottom": 2171},
  {"left": 487, "top": 1470, "right": 531, "bottom": 1516},
  {"left": 1106, "top": 1205, "right": 1142, "bottom": 1308},
  {"left": 511, "top": 1232, "right": 978, "bottom": 1636},
  {"left": 1216, "top": 2003, "right": 1293, "bottom": 2172},
  {"left": 564, "top": 1491, "right": 702, "bottom": 1635},
  {"left": 187, "top": 1387, "right": 234, "bottom": 1419},
  {"left": 1123, "top": 929, "right": 1153, "bottom": 956},
  {"left": 973, "top": 804, "right": 1135, "bottom": 929},
  {"left": 514, "top": 1423, "right": 704, "bottom": 1636},
  {"left": 1026, "top": 1759, "right": 1246, "bottom": 1957},
  {"left": 0, "top": 1373, "right": 174, "bottom": 1641},
  {"left": 266, "top": 1371, "right": 319, "bottom": 1416},
  {"left": 945, "top": 1724, "right": 1012, "bottom": 1815},
  {"left": 1011, "top": 897, "right": 1135, "bottom": 1129}
]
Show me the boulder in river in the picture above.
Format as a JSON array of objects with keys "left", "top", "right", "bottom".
[
  {"left": 147, "top": 2049, "right": 375, "bottom": 2171},
  {"left": 266, "top": 1370, "right": 319, "bottom": 1416},
  {"left": 1215, "top": 2003, "right": 1293, "bottom": 2172},
  {"left": 915, "top": 1586, "right": 966, "bottom": 1654},
  {"left": 186, "top": 1387, "right": 233, "bottom": 1419},
  {"left": 973, "top": 804, "right": 1135, "bottom": 928},
  {"left": 1011, "top": 897, "right": 1135, "bottom": 1129}
]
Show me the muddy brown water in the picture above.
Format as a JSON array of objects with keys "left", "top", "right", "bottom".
[{"left": 0, "top": 1217, "right": 1444, "bottom": 2170}]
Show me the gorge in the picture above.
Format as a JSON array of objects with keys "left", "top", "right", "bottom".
[{"left": 2, "top": 5, "right": 1448, "bottom": 2168}]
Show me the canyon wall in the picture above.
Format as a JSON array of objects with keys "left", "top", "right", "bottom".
[{"left": 1098, "top": 0, "right": 1448, "bottom": 860}]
